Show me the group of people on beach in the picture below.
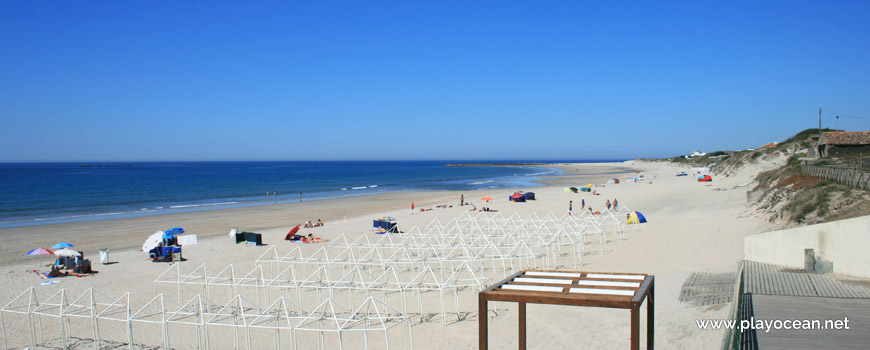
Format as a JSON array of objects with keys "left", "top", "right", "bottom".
[
  {"left": 569, "top": 197, "right": 619, "bottom": 215},
  {"left": 287, "top": 232, "right": 326, "bottom": 243},
  {"left": 303, "top": 219, "right": 324, "bottom": 228},
  {"left": 420, "top": 204, "right": 453, "bottom": 212},
  {"left": 471, "top": 206, "right": 496, "bottom": 212}
]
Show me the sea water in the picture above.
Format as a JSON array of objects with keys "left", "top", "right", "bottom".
[{"left": 0, "top": 161, "right": 624, "bottom": 228}]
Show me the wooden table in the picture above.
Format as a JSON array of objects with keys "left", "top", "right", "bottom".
[{"left": 479, "top": 270, "right": 654, "bottom": 350}]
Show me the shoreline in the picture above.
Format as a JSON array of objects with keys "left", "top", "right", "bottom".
[
  {"left": 0, "top": 163, "right": 566, "bottom": 229},
  {"left": 0, "top": 162, "right": 630, "bottom": 267}
]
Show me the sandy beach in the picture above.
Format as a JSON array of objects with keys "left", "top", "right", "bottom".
[{"left": 0, "top": 160, "right": 769, "bottom": 349}]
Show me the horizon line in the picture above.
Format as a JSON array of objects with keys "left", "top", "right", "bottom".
[{"left": 0, "top": 158, "right": 636, "bottom": 164}]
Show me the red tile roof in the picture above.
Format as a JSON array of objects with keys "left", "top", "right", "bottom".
[
  {"left": 759, "top": 142, "right": 779, "bottom": 149},
  {"left": 821, "top": 131, "right": 870, "bottom": 145}
]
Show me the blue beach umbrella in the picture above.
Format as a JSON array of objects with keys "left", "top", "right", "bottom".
[
  {"left": 51, "top": 242, "right": 74, "bottom": 249},
  {"left": 163, "top": 227, "right": 185, "bottom": 239}
]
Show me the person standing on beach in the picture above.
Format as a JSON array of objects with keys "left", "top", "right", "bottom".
[
  {"left": 605, "top": 199, "right": 611, "bottom": 210},
  {"left": 581, "top": 198, "right": 585, "bottom": 209},
  {"left": 461, "top": 194, "right": 464, "bottom": 206},
  {"left": 299, "top": 191, "right": 303, "bottom": 202},
  {"left": 613, "top": 198, "right": 618, "bottom": 210},
  {"left": 569, "top": 200, "right": 573, "bottom": 215}
]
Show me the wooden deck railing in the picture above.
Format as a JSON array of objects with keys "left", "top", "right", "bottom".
[{"left": 802, "top": 165, "right": 870, "bottom": 190}]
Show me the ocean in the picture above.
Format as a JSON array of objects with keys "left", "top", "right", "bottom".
[{"left": 0, "top": 161, "right": 623, "bottom": 228}]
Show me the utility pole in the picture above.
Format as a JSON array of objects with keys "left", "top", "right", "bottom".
[
  {"left": 819, "top": 107, "right": 822, "bottom": 135},
  {"left": 836, "top": 115, "right": 839, "bottom": 130}
]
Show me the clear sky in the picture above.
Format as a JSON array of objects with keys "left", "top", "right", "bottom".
[{"left": 2, "top": 1, "right": 869, "bottom": 162}]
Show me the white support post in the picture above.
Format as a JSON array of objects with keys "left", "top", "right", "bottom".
[
  {"left": 161, "top": 296, "right": 169, "bottom": 350},
  {"left": 126, "top": 294, "right": 134, "bottom": 350},
  {"left": 177, "top": 264, "right": 183, "bottom": 302},
  {"left": 91, "top": 289, "right": 101, "bottom": 350},
  {"left": 1, "top": 309, "right": 7, "bottom": 350}
]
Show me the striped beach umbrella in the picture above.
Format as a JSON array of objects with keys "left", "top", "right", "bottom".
[{"left": 27, "top": 248, "right": 54, "bottom": 256}]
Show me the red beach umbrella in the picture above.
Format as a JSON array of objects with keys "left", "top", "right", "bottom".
[
  {"left": 411, "top": 202, "right": 415, "bottom": 210},
  {"left": 285, "top": 225, "right": 301, "bottom": 240},
  {"left": 480, "top": 196, "right": 493, "bottom": 202}
]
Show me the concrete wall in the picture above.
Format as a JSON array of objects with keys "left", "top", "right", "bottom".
[{"left": 744, "top": 215, "right": 870, "bottom": 278}]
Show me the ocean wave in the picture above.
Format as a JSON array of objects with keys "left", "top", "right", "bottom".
[
  {"left": 169, "top": 201, "right": 240, "bottom": 209},
  {"left": 0, "top": 211, "right": 130, "bottom": 224},
  {"left": 2, "top": 201, "right": 245, "bottom": 225},
  {"left": 369, "top": 185, "right": 378, "bottom": 188},
  {"left": 351, "top": 186, "right": 367, "bottom": 190},
  {"left": 469, "top": 180, "right": 494, "bottom": 185}
]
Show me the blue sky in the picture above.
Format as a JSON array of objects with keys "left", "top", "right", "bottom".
[{"left": 2, "top": 1, "right": 869, "bottom": 161}]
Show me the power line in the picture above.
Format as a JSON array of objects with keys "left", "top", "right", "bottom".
[{"left": 821, "top": 109, "right": 870, "bottom": 120}]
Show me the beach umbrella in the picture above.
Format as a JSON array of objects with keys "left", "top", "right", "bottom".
[
  {"left": 54, "top": 248, "right": 81, "bottom": 257},
  {"left": 27, "top": 248, "right": 54, "bottom": 256},
  {"left": 142, "top": 231, "right": 164, "bottom": 251},
  {"left": 285, "top": 225, "right": 301, "bottom": 240},
  {"left": 411, "top": 202, "right": 415, "bottom": 210},
  {"left": 585, "top": 184, "right": 594, "bottom": 188},
  {"left": 163, "top": 227, "right": 185, "bottom": 239},
  {"left": 480, "top": 196, "right": 493, "bottom": 202},
  {"left": 51, "top": 242, "right": 74, "bottom": 249}
]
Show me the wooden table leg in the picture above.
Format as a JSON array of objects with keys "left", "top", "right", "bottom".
[
  {"left": 648, "top": 282, "right": 654, "bottom": 349},
  {"left": 519, "top": 302, "right": 526, "bottom": 350},
  {"left": 631, "top": 304, "right": 639, "bottom": 350},
  {"left": 479, "top": 294, "right": 488, "bottom": 350}
]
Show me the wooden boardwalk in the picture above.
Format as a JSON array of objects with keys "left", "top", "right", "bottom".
[
  {"left": 754, "top": 295, "right": 870, "bottom": 349},
  {"left": 743, "top": 260, "right": 870, "bottom": 299}
]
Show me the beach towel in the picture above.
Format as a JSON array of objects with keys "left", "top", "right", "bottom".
[{"left": 40, "top": 280, "right": 59, "bottom": 285}]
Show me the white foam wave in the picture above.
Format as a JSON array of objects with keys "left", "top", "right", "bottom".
[{"left": 169, "top": 201, "right": 240, "bottom": 209}]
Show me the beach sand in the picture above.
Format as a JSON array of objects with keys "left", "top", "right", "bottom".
[{"left": 0, "top": 161, "right": 770, "bottom": 349}]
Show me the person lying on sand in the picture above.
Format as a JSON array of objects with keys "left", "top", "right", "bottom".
[
  {"left": 314, "top": 219, "right": 324, "bottom": 227},
  {"left": 48, "top": 265, "right": 67, "bottom": 278},
  {"left": 302, "top": 233, "right": 327, "bottom": 243}
]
